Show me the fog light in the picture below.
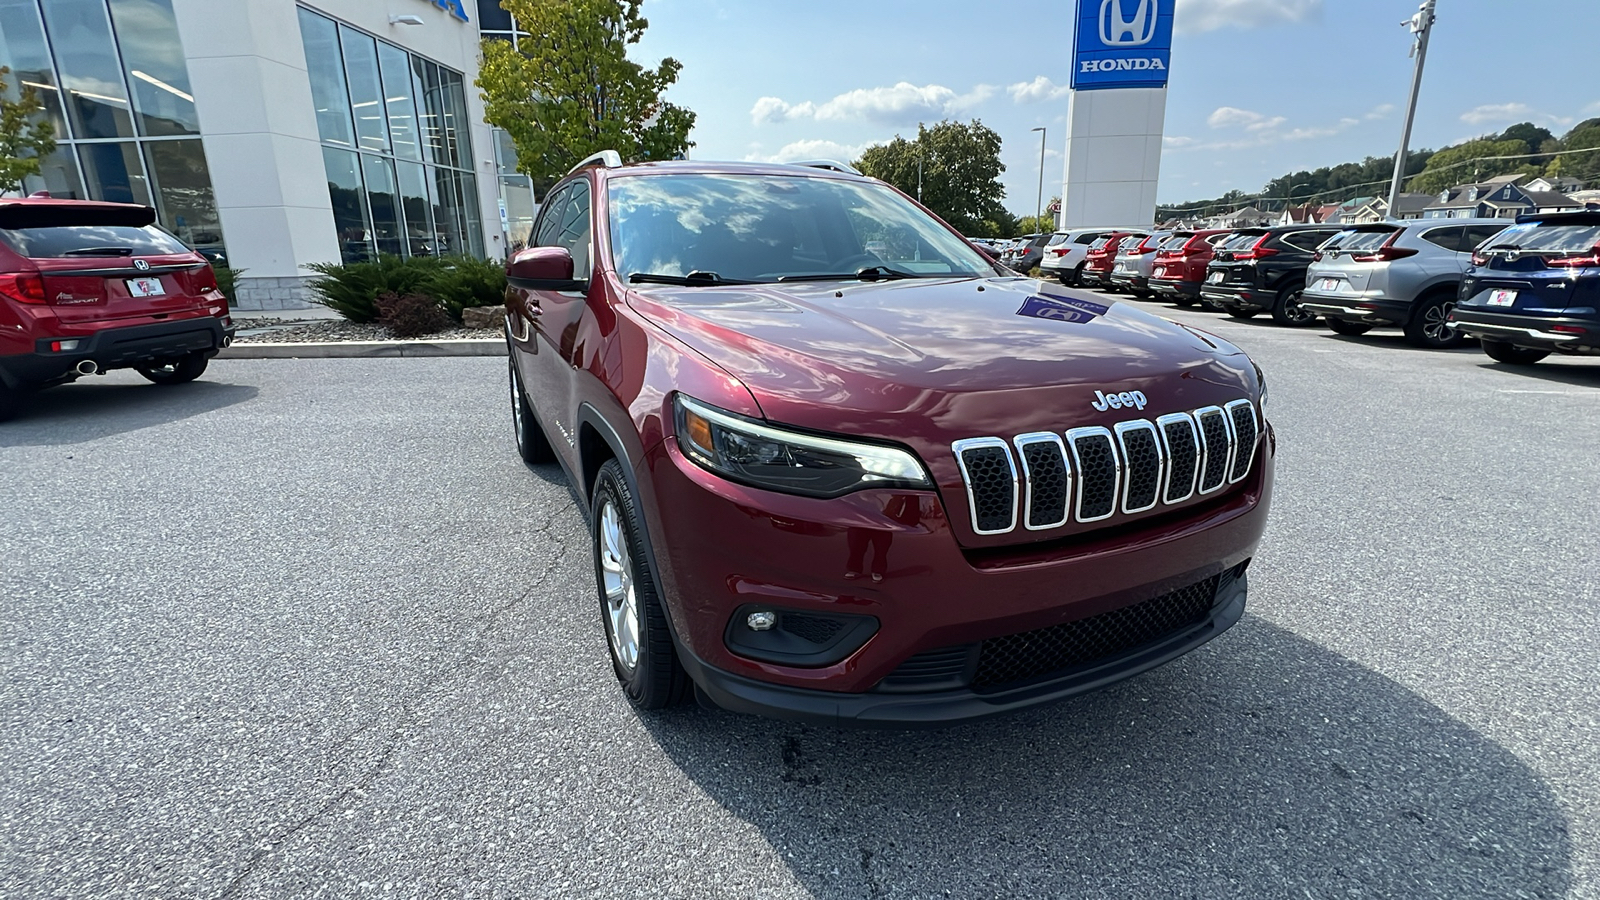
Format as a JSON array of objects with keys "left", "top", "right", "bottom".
[
  {"left": 50, "top": 340, "right": 80, "bottom": 352},
  {"left": 746, "top": 611, "right": 777, "bottom": 631}
]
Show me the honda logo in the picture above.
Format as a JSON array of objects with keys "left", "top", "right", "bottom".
[
  {"left": 1099, "top": 0, "right": 1158, "bottom": 47},
  {"left": 133, "top": 259, "right": 150, "bottom": 271}
]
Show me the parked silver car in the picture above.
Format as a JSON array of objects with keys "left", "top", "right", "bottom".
[
  {"left": 1299, "top": 218, "right": 1512, "bottom": 348},
  {"left": 1108, "top": 231, "right": 1173, "bottom": 295}
]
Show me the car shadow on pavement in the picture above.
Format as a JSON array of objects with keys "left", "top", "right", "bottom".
[
  {"left": 1474, "top": 358, "right": 1600, "bottom": 389},
  {"left": 0, "top": 380, "right": 258, "bottom": 447},
  {"left": 640, "top": 616, "right": 1570, "bottom": 898}
]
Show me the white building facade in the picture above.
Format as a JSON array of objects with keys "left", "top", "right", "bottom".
[{"left": 3, "top": 0, "right": 516, "bottom": 309}]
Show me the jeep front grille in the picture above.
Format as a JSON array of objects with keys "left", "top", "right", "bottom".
[{"left": 951, "top": 401, "right": 1259, "bottom": 537}]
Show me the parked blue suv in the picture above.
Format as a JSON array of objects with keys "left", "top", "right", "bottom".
[{"left": 1449, "top": 212, "right": 1600, "bottom": 365}]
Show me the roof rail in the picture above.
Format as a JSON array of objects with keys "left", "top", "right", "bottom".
[
  {"left": 789, "top": 159, "right": 861, "bottom": 176},
  {"left": 568, "top": 150, "right": 623, "bottom": 175}
]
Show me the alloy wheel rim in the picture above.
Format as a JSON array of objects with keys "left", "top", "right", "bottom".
[
  {"left": 598, "top": 499, "right": 641, "bottom": 672},
  {"left": 1424, "top": 303, "right": 1454, "bottom": 341}
]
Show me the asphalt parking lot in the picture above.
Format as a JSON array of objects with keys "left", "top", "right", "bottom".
[{"left": 3, "top": 307, "right": 1598, "bottom": 899}]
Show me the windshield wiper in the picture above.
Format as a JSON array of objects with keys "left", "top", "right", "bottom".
[
  {"left": 628, "top": 271, "right": 759, "bottom": 286},
  {"left": 62, "top": 246, "right": 135, "bottom": 257},
  {"left": 778, "top": 266, "right": 948, "bottom": 283}
]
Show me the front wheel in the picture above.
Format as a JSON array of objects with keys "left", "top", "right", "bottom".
[
  {"left": 1271, "top": 286, "right": 1318, "bottom": 327},
  {"left": 1325, "top": 318, "right": 1372, "bottom": 336},
  {"left": 1404, "top": 294, "right": 1466, "bottom": 349},
  {"left": 1480, "top": 340, "right": 1550, "bottom": 366},
  {"left": 136, "top": 352, "right": 208, "bottom": 385},
  {"left": 591, "top": 459, "right": 692, "bottom": 710}
]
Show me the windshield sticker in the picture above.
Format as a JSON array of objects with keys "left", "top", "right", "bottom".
[{"left": 1015, "top": 294, "right": 1111, "bottom": 325}]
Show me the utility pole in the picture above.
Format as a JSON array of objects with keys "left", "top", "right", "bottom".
[
  {"left": 1387, "top": 0, "right": 1436, "bottom": 217},
  {"left": 1031, "top": 127, "right": 1046, "bottom": 231},
  {"left": 916, "top": 121, "right": 924, "bottom": 202}
]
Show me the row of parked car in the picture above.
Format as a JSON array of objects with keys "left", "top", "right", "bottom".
[{"left": 999, "top": 213, "right": 1600, "bottom": 366}]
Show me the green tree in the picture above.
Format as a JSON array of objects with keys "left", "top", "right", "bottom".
[
  {"left": 1549, "top": 118, "right": 1600, "bottom": 183},
  {"left": 0, "top": 66, "right": 57, "bottom": 195},
  {"left": 855, "top": 120, "right": 1011, "bottom": 237},
  {"left": 1407, "top": 138, "right": 1531, "bottom": 194},
  {"left": 1496, "top": 122, "right": 1554, "bottom": 151},
  {"left": 476, "top": 0, "right": 695, "bottom": 195}
]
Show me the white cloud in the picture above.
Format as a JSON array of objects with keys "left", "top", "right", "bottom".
[
  {"left": 1207, "top": 106, "right": 1284, "bottom": 131},
  {"left": 750, "top": 82, "right": 995, "bottom": 127},
  {"left": 744, "top": 139, "right": 868, "bottom": 164},
  {"left": 1460, "top": 102, "right": 1573, "bottom": 129},
  {"left": 1175, "top": 104, "right": 1371, "bottom": 152},
  {"left": 1366, "top": 104, "right": 1395, "bottom": 120},
  {"left": 1008, "top": 76, "right": 1070, "bottom": 104},
  {"left": 1175, "top": 0, "right": 1322, "bottom": 35}
]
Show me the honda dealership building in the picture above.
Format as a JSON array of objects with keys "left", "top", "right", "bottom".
[{"left": 0, "top": 0, "right": 532, "bottom": 309}]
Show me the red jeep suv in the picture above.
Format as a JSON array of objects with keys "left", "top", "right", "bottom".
[
  {"left": 0, "top": 199, "right": 234, "bottom": 420},
  {"left": 506, "top": 155, "right": 1274, "bottom": 725}
]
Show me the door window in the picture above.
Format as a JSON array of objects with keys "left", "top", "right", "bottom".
[{"left": 551, "top": 181, "right": 593, "bottom": 275}]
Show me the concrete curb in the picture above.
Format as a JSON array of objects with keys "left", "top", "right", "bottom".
[{"left": 220, "top": 339, "right": 506, "bottom": 359}]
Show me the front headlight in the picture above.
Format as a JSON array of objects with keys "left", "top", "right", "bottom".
[{"left": 674, "top": 394, "right": 931, "bottom": 498}]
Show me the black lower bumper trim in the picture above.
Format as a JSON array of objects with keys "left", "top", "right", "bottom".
[
  {"left": 678, "top": 573, "right": 1248, "bottom": 728},
  {"left": 2, "top": 317, "right": 230, "bottom": 387}
]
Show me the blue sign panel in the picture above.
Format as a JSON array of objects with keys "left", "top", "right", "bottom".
[
  {"left": 428, "top": 0, "right": 469, "bottom": 22},
  {"left": 1070, "top": 0, "right": 1175, "bottom": 91}
]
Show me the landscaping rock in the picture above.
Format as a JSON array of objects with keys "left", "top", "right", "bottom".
[{"left": 462, "top": 305, "right": 507, "bottom": 331}]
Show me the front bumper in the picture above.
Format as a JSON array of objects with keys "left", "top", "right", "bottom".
[
  {"left": 640, "top": 428, "right": 1274, "bottom": 724},
  {"left": 0, "top": 316, "right": 232, "bottom": 387},
  {"left": 1300, "top": 291, "right": 1410, "bottom": 325},
  {"left": 1449, "top": 308, "right": 1599, "bottom": 354}
]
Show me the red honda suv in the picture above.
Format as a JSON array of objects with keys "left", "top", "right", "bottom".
[
  {"left": 1149, "top": 229, "right": 1234, "bottom": 306},
  {"left": 505, "top": 155, "right": 1274, "bottom": 725},
  {"left": 0, "top": 199, "right": 234, "bottom": 421}
]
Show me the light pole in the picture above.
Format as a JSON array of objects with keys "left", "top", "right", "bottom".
[
  {"left": 1031, "top": 127, "right": 1046, "bottom": 231},
  {"left": 1288, "top": 182, "right": 1312, "bottom": 216},
  {"left": 1387, "top": 0, "right": 1437, "bottom": 217}
]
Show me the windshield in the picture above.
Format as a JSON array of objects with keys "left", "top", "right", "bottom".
[
  {"left": 606, "top": 174, "right": 995, "bottom": 283},
  {"left": 1486, "top": 222, "right": 1600, "bottom": 253}
]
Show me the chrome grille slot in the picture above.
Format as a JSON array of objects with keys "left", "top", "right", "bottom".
[
  {"left": 952, "top": 438, "right": 1017, "bottom": 535},
  {"left": 1114, "top": 420, "right": 1163, "bottom": 514},
  {"left": 1067, "top": 426, "right": 1120, "bottom": 523},
  {"left": 1225, "top": 400, "right": 1258, "bottom": 484},
  {"left": 1157, "top": 412, "right": 1199, "bottom": 504},
  {"left": 1014, "top": 433, "right": 1071, "bottom": 530},
  {"left": 1194, "top": 406, "right": 1234, "bottom": 495}
]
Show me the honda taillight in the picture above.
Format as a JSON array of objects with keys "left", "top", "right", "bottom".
[
  {"left": 197, "top": 265, "right": 220, "bottom": 292},
  {"left": 1471, "top": 252, "right": 1489, "bottom": 266},
  {"left": 1133, "top": 236, "right": 1158, "bottom": 254},
  {"left": 1236, "top": 235, "right": 1277, "bottom": 260},
  {"left": 1547, "top": 240, "right": 1600, "bottom": 267},
  {"left": 0, "top": 273, "right": 46, "bottom": 304},
  {"left": 1312, "top": 252, "right": 1323, "bottom": 262},
  {"left": 1353, "top": 231, "right": 1415, "bottom": 262}
]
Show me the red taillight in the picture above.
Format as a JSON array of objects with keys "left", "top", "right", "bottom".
[
  {"left": 197, "top": 265, "right": 221, "bottom": 292},
  {"left": 1471, "top": 252, "right": 1489, "bottom": 266},
  {"left": 1547, "top": 241, "right": 1600, "bottom": 267},
  {"left": 0, "top": 273, "right": 47, "bottom": 304},
  {"left": 1353, "top": 232, "right": 1416, "bottom": 262},
  {"left": 1312, "top": 251, "right": 1323, "bottom": 262},
  {"left": 1236, "top": 234, "right": 1277, "bottom": 260},
  {"left": 1551, "top": 324, "right": 1588, "bottom": 334}
]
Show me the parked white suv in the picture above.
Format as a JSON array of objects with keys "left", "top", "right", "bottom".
[
  {"left": 1299, "top": 219, "right": 1511, "bottom": 348},
  {"left": 1038, "top": 228, "right": 1109, "bottom": 285}
]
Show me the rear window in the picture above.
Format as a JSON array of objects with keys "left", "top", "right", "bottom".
[
  {"left": 1489, "top": 222, "right": 1600, "bottom": 253},
  {"left": 1045, "top": 233, "right": 1071, "bottom": 247},
  {"left": 1158, "top": 233, "right": 1193, "bottom": 251},
  {"left": 1335, "top": 230, "right": 1395, "bottom": 252},
  {"left": 0, "top": 224, "right": 191, "bottom": 259},
  {"left": 1089, "top": 237, "right": 1111, "bottom": 250},
  {"left": 1075, "top": 232, "right": 1100, "bottom": 244},
  {"left": 1118, "top": 236, "right": 1142, "bottom": 250},
  {"left": 1280, "top": 230, "right": 1337, "bottom": 252},
  {"left": 1221, "top": 232, "right": 1262, "bottom": 250}
]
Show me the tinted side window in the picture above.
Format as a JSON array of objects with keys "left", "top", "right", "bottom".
[
  {"left": 552, "top": 180, "right": 592, "bottom": 274},
  {"left": 530, "top": 184, "right": 569, "bottom": 247},
  {"left": 1075, "top": 232, "right": 1099, "bottom": 244},
  {"left": 1459, "top": 224, "right": 1509, "bottom": 251},
  {"left": 1419, "top": 226, "right": 1466, "bottom": 251},
  {"left": 1278, "top": 231, "right": 1324, "bottom": 252}
]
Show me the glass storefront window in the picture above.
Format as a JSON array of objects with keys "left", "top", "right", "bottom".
[
  {"left": 396, "top": 161, "right": 434, "bottom": 256},
  {"left": 377, "top": 43, "right": 420, "bottom": 162},
  {"left": 143, "top": 139, "right": 223, "bottom": 256},
  {"left": 21, "top": 146, "right": 87, "bottom": 199},
  {"left": 78, "top": 142, "right": 151, "bottom": 205},
  {"left": 107, "top": 0, "right": 199, "bottom": 136},
  {"left": 476, "top": 0, "right": 513, "bottom": 31},
  {"left": 412, "top": 57, "right": 445, "bottom": 166},
  {"left": 0, "top": 0, "right": 69, "bottom": 138},
  {"left": 432, "top": 166, "right": 462, "bottom": 256},
  {"left": 299, "top": 8, "right": 354, "bottom": 148},
  {"left": 338, "top": 25, "right": 388, "bottom": 154},
  {"left": 323, "top": 147, "right": 372, "bottom": 263},
  {"left": 362, "top": 155, "right": 402, "bottom": 257},
  {"left": 440, "top": 69, "right": 467, "bottom": 169},
  {"left": 39, "top": 0, "right": 136, "bottom": 139},
  {"left": 460, "top": 172, "right": 485, "bottom": 258}
]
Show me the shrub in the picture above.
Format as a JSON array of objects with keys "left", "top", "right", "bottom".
[
  {"left": 375, "top": 291, "right": 452, "bottom": 338},
  {"left": 423, "top": 256, "right": 508, "bottom": 322},
  {"left": 212, "top": 265, "right": 243, "bottom": 307},
  {"left": 306, "top": 255, "right": 446, "bottom": 323}
]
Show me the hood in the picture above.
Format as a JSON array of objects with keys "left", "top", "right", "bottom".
[{"left": 627, "top": 275, "right": 1256, "bottom": 441}]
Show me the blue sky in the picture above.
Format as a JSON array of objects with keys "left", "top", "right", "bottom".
[{"left": 631, "top": 0, "right": 1600, "bottom": 214}]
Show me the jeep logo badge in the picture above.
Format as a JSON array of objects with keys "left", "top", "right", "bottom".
[
  {"left": 1091, "top": 389, "right": 1148, "bottom": 411},
  {"left": 133, "top": 259, "right": 150, "bottom": 271}
]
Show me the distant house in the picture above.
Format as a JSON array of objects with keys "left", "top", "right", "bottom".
[
  {"left": 1567, "top": 189, "right": 1600, "bottom": 209},
  {"left": 1525, "top": 175, "right": 1585, "bottom": 194},
  {"left": 1205, "top": 206, "right": 1273, "bottom": 229},
  {"left": 1418, "top": 175, "right": 1577, "bottom": 219},
  {"left": 1341, "top": 194, "right": 1431, "bottom": 224}
]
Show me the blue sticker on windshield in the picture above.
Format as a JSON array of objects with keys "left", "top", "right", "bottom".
[{"left": 1016, "top": 295, "right": 1111, "bottom": 325}]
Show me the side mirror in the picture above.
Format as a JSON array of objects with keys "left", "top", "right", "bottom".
[{"left": 507, "top": 246, "right": 586, "bottom": 291}]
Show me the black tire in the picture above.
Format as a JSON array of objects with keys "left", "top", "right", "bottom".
[
  {"left": 1325, "top": 318, "right": 1372, "bottom": 336},
  {"left": 135, "top": 352, "right": 208, "bottom": 385},
  {"left": 590, "top": 459, "right": 691, "bottom": 710},
  {"left": 1171, "top": 294, "right": 1196, "bottom": 307},
  {"left": 1404, "top": 292, "right": 1466, "bottom": 349},
  {"left": 0, "top": 383, "right": 19, "bottom": 423},
  {"left": 1226, "top": 308, "right": 1257, "bottom": 320},
  {"left": 1480, "top": 340, "right": 1550, "bottom": 366},
  {"left": 1070, "top": 263, "right": 1086, "bottom": 286},
  {"left": 1270, "top": 284, "right": 1318, "bottom": 327},
  {"left": 508, "top": 355, "right": 555, "bottom": 465}
]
